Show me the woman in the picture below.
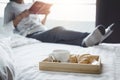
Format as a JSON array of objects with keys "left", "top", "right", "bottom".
[{"left": 4, "top": 0, "right": 113, "bottom": 47}]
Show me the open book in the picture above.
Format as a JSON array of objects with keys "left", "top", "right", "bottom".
[{"left": 29, "top": 1, "right": 52, "bottom": 14}]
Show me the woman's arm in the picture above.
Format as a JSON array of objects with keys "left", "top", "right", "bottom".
[
  {"left": 41, "top": 10, "right": 50, "bottom": 25},
  {"left": 41, "top": 14, "right": 48, "bottom": 25},
  {"left": 13, "top": 10, "right": 30, "bottom": 27}
]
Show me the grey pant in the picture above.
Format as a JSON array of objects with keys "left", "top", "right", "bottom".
[{"left": 26, "top": 26, "right": 89, "bottom": 46}]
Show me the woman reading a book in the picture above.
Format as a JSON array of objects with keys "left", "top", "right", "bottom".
[{"left": 4, "top": 0, "right": 114, "bottom": 47}]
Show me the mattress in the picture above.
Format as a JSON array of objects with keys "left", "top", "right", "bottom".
[{"left": 12, "top": 41, "right": 120, "bottom": 80}]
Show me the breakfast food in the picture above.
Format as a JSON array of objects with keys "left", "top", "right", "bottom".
[
  {"left": 43, "top": 56, "right": 60, "bottom": 62},
  {"left": 69, "top": 54, "right": 78, "bottom": 63},
  {"left": 44, "top": 51, "right": 99, "bottom": 64},
  {"left": 77, "top": 54, "right": 99, "bottom": 64}
]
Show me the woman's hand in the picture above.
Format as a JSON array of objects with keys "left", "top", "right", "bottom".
[{"left": 13, "top": 10, "right": 30, "bottom": 27}]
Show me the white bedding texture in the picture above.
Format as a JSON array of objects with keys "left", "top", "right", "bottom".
[
  {"left": 0, "top": 38, "right": 15, "bottom": 80},
  {"left": 0, "top": 34, "right": 120, "bottom": 80}
]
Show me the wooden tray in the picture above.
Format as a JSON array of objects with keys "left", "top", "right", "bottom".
[{"left": 39, "top": 56, "right": 102, "bottom": 74}]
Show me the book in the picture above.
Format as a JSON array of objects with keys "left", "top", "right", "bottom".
[{"left": 29, "top": 1, "right": 52, "bottom": 14}]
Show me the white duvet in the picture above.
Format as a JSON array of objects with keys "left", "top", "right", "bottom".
[
  {"left": 0, "top": 38, "right": 15, "bottom": 80},
  {"left": 1, "top": 17, "right": 119, "bottom": 80},
  {"left": 11, "top": 35, "right": 120, "bottom": 80},
  {"left": 1, "top": 34, "right": 120, "bottom": 80}
]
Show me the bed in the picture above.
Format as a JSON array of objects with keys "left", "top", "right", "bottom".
[{"left": 0, "top": 34, "right": 120, "bottom": 80}]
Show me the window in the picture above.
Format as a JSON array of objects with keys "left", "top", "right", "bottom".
[
  {"left": 0, "top": 0, "right": 96, "bottom": 32},
  {"left": 34, "top": 0, "right": 96, "bottom": 21},
  {"left": 0, "top": 0, "right": 96, "bottom": 21}
]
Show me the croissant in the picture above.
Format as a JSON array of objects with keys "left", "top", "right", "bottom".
[
  {"left": 69, "top": 54, "right": 78, "bottom": 63},
  {"left": 77, "top": 54, "right": 99, "bottom": 64}
]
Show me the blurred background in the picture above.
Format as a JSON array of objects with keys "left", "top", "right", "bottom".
[{"left": 0, "top": 0, "right": 96, "bottom": 32}]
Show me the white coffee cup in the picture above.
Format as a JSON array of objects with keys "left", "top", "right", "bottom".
[{"left": 49, "top": 49, "right": 70, "bottom": 62}]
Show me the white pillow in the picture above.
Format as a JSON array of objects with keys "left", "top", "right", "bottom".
[{"left": 0, "top": 38, "right": 15, "bottom": 80}]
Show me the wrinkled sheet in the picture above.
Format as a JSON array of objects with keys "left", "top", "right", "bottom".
[
  {"left": 10, "top": 34, "right": 40, "bottom": 48},
  {"left": 12, "top": 42, "right": 120, "bottom": 80},
  {"left": 0, "top": 38, "right": 15, "bottom": 80}
]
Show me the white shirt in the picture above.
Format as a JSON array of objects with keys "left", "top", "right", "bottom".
[{"left": 4, "top": 1, "right": 47, "bottom": 36}]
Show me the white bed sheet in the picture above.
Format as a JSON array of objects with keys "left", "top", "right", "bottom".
[{"left": 12, "top": 42, "right": 120, "bottom": 80}]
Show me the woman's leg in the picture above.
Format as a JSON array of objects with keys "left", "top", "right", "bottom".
[
  {"left": 27, "top": 24, "right": 112, "bottom": 47},
  {"left": 26, "top": 26, "right": 89, "bottom": 46}
]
